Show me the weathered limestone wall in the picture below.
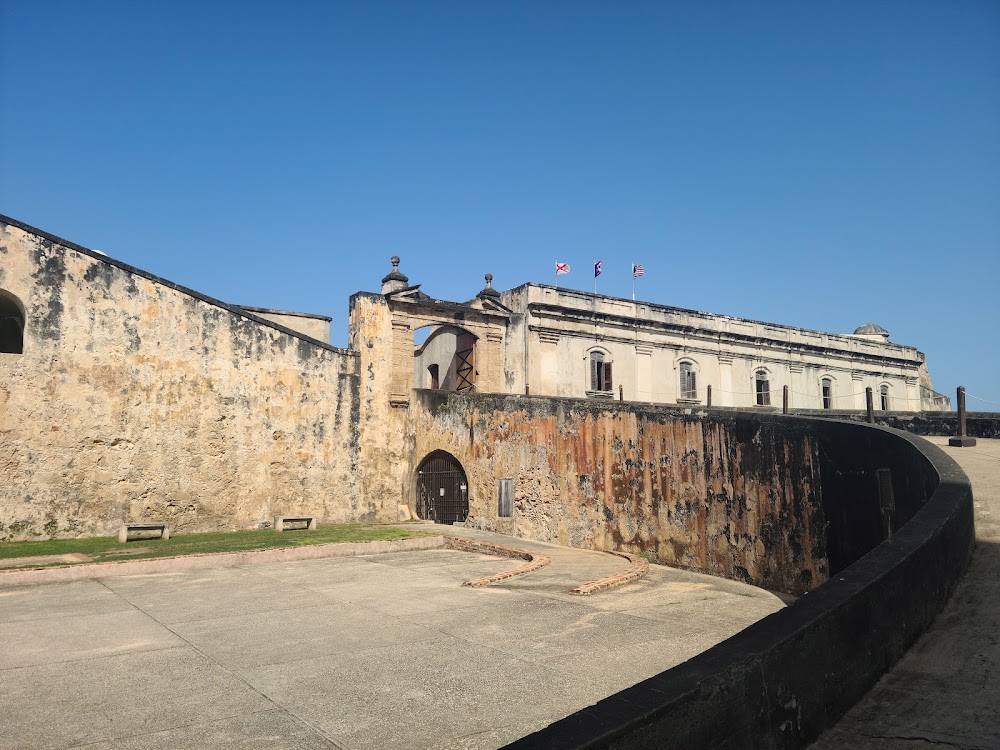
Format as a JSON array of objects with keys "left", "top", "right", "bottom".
[
  {"left": 0, "top": 220, "right": 365, "bottom": 540},
  {"left": 348, "top": 292, "right": 413, "bottom": 517},
  {"left": 411, "top": 391, "right": 827, "bottom": 595}
]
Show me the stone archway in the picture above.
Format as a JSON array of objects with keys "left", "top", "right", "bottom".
[{"left": 415, "top": 451, "right": 469, "bottom": 524}]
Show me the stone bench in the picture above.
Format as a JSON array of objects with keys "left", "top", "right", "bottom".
[
  {"left": 274, "top": 515, "right": 317, "bottom": 532},
  {"left": 118, "top": 522, "right": 170, "bottom": 543}
]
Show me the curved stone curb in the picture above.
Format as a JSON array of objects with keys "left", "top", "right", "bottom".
[
  {"left": 570, "top": 550, "right": 650, "bottom": 595},
  {"left": 443, "top": 536, "right": 551, "bottom": 587},
  {"left": 0, "top": 535, "right": 446, "bottom": 588}
]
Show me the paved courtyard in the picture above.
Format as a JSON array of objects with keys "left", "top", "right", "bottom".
[{"left": 0, "top": 528, "right": 783, "bottom": 750}]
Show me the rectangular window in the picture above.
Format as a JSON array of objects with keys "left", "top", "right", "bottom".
[
  {"left": 497, "top": 479, "right": 513, "bottom": 517},
  {"left": 822, "top": 380, "right": 833, "bottom": 409}
]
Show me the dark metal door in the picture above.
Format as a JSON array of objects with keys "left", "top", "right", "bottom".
[{"left": 416, "top": 453, "right": 468, "bottom": 524}]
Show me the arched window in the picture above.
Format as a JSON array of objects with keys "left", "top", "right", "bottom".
[
  {"left": 679, "top": 361, "right": 697, "bottom": 400},
  {"left": 0, "top": 290, "right": 25, "bottom": 354},
  {"left": 821, "top": 378, "right": 833, "bottom": 410},
  {"left": 755, "top": 370, "right": 771, "bottom": 406},
  {"left": 589, "top": 350, "right": 612, "bottom": 392},
  {"left": 880, "top": 384, "right": 890, "bottom": 411}
]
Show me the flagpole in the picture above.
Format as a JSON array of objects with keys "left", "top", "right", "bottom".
[
  {"left": 631, "top": 262, "right": 635, "bottom": 301},
  {"left": 555, "top": 261, "right": 558, "bottom": 290}
]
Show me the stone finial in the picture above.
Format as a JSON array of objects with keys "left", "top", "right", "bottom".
[
  {"left": 381, "top": 255, "right": 410, "bottom": 294},
  {"left": 478, "top": 272, "right": 501, "bottom": 299}
]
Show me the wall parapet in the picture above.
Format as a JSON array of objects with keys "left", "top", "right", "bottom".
[{"left": 503, "top": 419, "right": 974, "bottom": 750}]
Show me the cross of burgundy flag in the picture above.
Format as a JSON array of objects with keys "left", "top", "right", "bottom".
[
  {"left": 555, "top": 262, "right": 570, "bottom": 275},
  {"left": 594, "top": 260, "right": 602, "bottom": 278}
]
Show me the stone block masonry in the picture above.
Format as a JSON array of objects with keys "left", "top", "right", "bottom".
[{"left": 0, "top": 218, "right": 370, "bottom": 540}]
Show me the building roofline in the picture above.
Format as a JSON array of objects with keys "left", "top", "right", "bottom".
[{"left": 503, "top": 281, "right": 915, "bottom": 351}]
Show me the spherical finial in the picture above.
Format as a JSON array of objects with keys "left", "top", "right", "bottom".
[
  {"left": 381, "top": 256, "right": 409, "bottom": 289},
  {"left": 478, "top": 272, "right": 500, "bottom": 299}
]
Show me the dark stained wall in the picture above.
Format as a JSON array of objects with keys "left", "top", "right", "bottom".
[{"left": 412, "top": 391, "right": 828, "bottom": 595}]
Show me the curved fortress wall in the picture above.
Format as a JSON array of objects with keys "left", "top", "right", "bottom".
[
  {"left": 504, "top": 424, "right": 974, "bottom": 750},
  {"left": 0, "top": 220, "right": 365, "bottom": 540},
  {"left": 412, "top": 391, "right": 829, "bottom": 595}
]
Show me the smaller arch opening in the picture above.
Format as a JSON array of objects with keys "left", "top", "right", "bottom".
[
  {"left": 414, "top": 325, "right": 477, "bottom": 392},
  {"left": 880, "top": 384, "right": 891, "bottom": 411},
  {"left": 0, "top": 290, "right": 25, "bottom": 354}
]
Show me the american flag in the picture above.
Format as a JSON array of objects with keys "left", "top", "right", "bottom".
[
  {"left": 632, "top": 264, "right": 645, "bottom": 278},
  {"left": 594, "top": 260, "right": 602, "bottom": 278},
  {"left": 555, "top": 262, "right": 570, "bottom": 275}
]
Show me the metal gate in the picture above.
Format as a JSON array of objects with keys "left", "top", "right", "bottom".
[{"left": 416, "top": 452, "right": 468, "bottom": 524}]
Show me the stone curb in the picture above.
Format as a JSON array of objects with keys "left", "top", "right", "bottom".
[
  {"left": 0, "top": 535, "right": 446, "bottom": 588},
  {"left": 443, "top": 536, "right": 552, "bottom": 587},
  {"left": 570, "top": 551, "right": 650, "bottom": 595}
]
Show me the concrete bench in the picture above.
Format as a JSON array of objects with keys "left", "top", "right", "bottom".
[
  {"left": 118, "top": 523, "right": 170, "bottom": 543},
  {"left": 274, "top": 515, "right": 317, "bottom": 532}
]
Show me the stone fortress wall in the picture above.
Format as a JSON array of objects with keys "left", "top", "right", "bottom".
[
  {"left": 0, "top": 214, "right": 960, "bottom": 564},
  {"left": 0, "top": 218, "right": 369, "bottom": 540},
  {"left": 411, "top": 390, "right": 827, "bottom": 595}
]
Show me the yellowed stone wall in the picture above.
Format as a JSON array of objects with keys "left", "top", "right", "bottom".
[
  {"left": 0, "top": 221, "right": 366, "bottom": 540},
  {"left": 347, "top": 292, "right": 413, "bottom": 518},
  {"left": 410, "top": 390, "right": 828, "bottom": 595}
]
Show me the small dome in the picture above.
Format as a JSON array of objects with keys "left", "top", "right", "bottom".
[{"left": 853, "top": 323, "right": 889, "bottom": 335}]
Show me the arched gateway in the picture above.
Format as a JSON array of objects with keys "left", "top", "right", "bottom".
[{"left": 415, "top": 451, "right": 469, "bottom": 524}]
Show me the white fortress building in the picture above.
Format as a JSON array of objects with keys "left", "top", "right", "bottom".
[{"left": 404, "top": 272, "right": 948, "bottom": 413}]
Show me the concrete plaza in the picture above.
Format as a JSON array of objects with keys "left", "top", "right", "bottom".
[{"left": 0, "top": 528, "right": 783, "bottom": 750}]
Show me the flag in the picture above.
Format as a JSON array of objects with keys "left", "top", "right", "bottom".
[
  {"left": 632, "top": 264, "right": 645, "bottom": 278},
  {"left": 555, "top": 262, "right": 571, "bottom": 275},
  {"left": 594, "top": 260, "right": 602, "bottom": 278}
]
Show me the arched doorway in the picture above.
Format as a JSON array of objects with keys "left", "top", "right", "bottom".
[{"left": 415, "top": 451, "right": 469, "bottom": 524}]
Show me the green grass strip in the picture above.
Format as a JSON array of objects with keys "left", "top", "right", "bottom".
[{"left": 0, "top": 524, "right": 431, "bottom": 569}]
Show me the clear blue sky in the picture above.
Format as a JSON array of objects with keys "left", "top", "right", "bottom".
[{"left": 2, "top": 1, "right": 997, "bottom": 406}]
